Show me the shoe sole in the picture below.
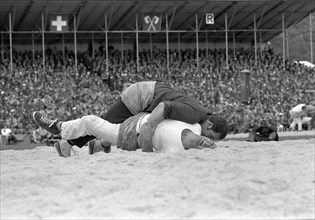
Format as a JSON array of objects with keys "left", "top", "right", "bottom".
[
  {"left": 54, "top": 142, "right": 65, "bottom": 157},
  {"left": 32, "top": 112, "right": 60, "bottom": 135}
]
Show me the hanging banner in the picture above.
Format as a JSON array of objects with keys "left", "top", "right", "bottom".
[
  {"left": 205, "top": 13, "right": 214, "bottom": 24},
  {"left": 143, "top": 15, "right": 161, "bottom": 31},
  {"left": 49, "top": 14, "right": 69, "bottom": 32}
]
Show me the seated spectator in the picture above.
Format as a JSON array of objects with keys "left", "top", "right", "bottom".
[
  {"left": 32, "top": 127, "right": 50, "bottom": 143},
  {"left": 247, "top": 109, "right": 279, "bottom": 142},
  {"left": 7, "top": 131, "right": 17, "bottom": 145},
  {"left": 275, "top": 113, "right": 290, "bottom": 132}
]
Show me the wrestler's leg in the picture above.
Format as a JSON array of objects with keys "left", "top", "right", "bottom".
[
  {"left": 61, "top": 115, "right": 119, "bottom": 145},
  {"left": 59, "top": 116, "right": 120, "bottom": 157},
  {"left": 296, "top": 117, "right": 302, "bottom": 131},
  {"left": 302, "top": 117, "right": 312, "bottom": 130},
  {"left": 67, "top": 98, "right": 133, "bottom": 147},
  {"left": 289, "top": 119, "right": 297, "bottom": 130},
  {"left": 33, "top": 112, "right": 121, "bottom": 157}
]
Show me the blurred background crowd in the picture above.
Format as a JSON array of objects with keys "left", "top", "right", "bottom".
[{"left": 1, "top": 45, "right": 314, "bottom": 136}]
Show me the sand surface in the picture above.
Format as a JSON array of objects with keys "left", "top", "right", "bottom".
[{"left": 1, "top": 133, "right": 315, "bottom": 219}]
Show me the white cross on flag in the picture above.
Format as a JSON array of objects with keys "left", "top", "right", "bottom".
[{"left": 49, "top": 14, "right": 69, "bottom": 32}]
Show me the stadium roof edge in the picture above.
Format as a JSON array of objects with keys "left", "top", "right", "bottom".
[{"left": 0, "top": 0, "right": 314, "bottom": 44}]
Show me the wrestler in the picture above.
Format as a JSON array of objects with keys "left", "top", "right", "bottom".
[
  {"left": 34, "top": 81, "right": 228, "bottom": 153},
  {"left": 33, "top": 111, "right": 217, "bottom": 157}
]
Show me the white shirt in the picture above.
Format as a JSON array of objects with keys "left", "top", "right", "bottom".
[
  {"left": 152, "top": 119, "right": 201, "bottom": 153},
  {"left": 291, "top": 104, "right": 305, "bottom": 113},
  {"left": 136, "top": 113, "right": 202, "bottom": 153}
]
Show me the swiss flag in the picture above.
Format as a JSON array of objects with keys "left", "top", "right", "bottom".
[{"left": 49, "top": 14, "right": 69, "bottom": 32}]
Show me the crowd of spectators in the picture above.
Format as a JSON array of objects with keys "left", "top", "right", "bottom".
[{"left": 1, "top": 44, "right": 314, "bottom": 137}]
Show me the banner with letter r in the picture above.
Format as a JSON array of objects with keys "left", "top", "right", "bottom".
[{"left": 206, "top": 13, "right": 214, "bottom": 24}]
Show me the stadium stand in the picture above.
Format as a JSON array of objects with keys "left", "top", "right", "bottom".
[
  {"left": 0, "top": 46, "right": 314, "bottom": 137},
  {"left": 0, "top": 0, "right": 314, "bottom": 142}
]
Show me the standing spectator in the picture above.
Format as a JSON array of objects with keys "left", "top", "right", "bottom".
[
  {"left": 302, "top": 104, "right": 315, "bottom": 129},
  {"left": 289, "top": 104, "right": 309, "bottom": 131}
]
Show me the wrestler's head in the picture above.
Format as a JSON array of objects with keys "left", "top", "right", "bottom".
[{"left": 200, "top": 116, "right": 228, "bottom": 141}]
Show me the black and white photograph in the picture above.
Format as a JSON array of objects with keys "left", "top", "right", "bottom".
[{"left": 0, "top": 0, "right": 314, "bottom": 219}]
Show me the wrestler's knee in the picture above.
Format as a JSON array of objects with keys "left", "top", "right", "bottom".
[
  {"left": 81, "top": 115, "right": 98, "bottom": 121},
  {"left": 81, "top": 115, "right": 99, "bottom": 129}
]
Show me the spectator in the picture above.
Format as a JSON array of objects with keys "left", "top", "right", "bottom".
[
  {"left": 302, "top": 104, "right": 315, "bottom": 129},
  {"left": 247, "top": 109, "right": 279, "bottom": 142},
  {"left": 289, "top": 104, "right": 310, "bottom": 131},
  {"left": 0, "top": 46, "right": 314, "bottom": 136}
]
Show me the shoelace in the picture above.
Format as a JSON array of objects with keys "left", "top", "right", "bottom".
[{"left": 40, "top": 115, "right": 56, "bottom": 127}]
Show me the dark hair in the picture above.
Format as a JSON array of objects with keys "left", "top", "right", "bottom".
[{"left": 209, "top": 116, "right": 228, "bottom": 140}]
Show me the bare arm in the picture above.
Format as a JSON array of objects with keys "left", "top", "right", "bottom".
[
  {"left": 181, "top": 129, "right": 217, "bottom": 150},
  {"left": 146, "top": 102, "right": 165, "bottom": 127},
  {"left": 139, "top": 102, "right": 165, "bottom": 152}
]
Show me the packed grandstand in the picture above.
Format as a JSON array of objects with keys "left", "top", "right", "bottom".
[
  {"left": 1, "top": 46, "right": 314, "bottom": 138},
  {"left": 0, "top": 0, "right": 314, "bottom": 143}
]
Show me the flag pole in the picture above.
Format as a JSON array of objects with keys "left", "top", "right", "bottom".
[
  {"left": 74, "top": 14, "right": 78, "bottom": 72},
  {"left": 105, "top": 13, "right": 109, "bottom": 76},
  {"left": 92, "top": 31, "right": 95, "bottom": 60},
  {"left": 166, "top": 14, "right": 170, "bottom": 74},
  {"left": 206, "top": 30, "right": 208, "bottom": 59},
  {"left": 1, "top": 32, "right": 4, "bottom": 63},
  {"left": 121, "top": 31, "right": 124, "bottom": 64},
  {"left": 136, "top": 14, "right": 139, "bottom": 73},
  {"left": 41, "top": 13, "right": 45, "bottom": 71},
  {"left": 32, "top": 30, "right": 35, "bottom": 66},
  {"left": 195, "top": 13, "right": 199, "bottom": 68},
  {"left": 150, "top": 32, "right": 152, "bottom": 65},
  {"left": 9, "top": 12, "right": 13, "bottom": 72},
  {"left": 62, "top": 33, "right": 65, "bottom": 64},
  {"left": 310, "top": 12, "right": 313, "bottom": 64},
  {"left": 282, "top": 13, "right": 286, "bottom": 67},
  {"left": 178, "top": 32, "right": 181, "bottom": 62},
  {"left": 233, "top": 30, "right": 236, "bottom": 58},
  {"left": 225, "top": 13, "right": 228, "bottom": 69},
  {"left": 254, "top": 13, "right": 257, "bottom": 68}
]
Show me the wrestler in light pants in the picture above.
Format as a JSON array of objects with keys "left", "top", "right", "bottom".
[
  {"left": 302, "top": 117, "right": 312, "bottom": 130},
  {"left": 290, "top": 117, "right": 312, "bottom": 131},
  {"left": 61, "top": 115, "right": 119, "bottom": 145},
  {"left": 56, "top": 114, "right": 212, "bottom": 154}
]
